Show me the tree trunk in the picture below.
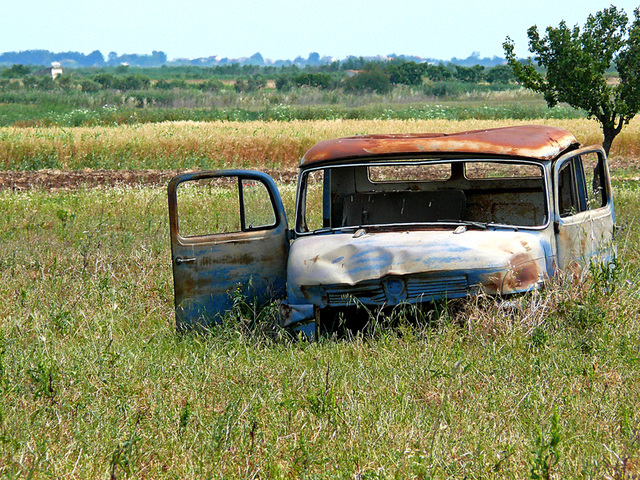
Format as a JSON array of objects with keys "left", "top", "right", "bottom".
[
  {"left": 602, "top": 129, "right": 614, "bottom": 156},
  {"left": 600, "top": 117, "right": 625, "bottom": 157}
]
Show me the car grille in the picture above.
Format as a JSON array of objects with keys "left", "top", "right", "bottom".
[
  {"left": 324, "top": 274, "right": 470, "bottom": 307},
  {"left": 325, "top": 284, "right": 386, "bottom": 306},
  {"left": 406, "top": 275, "right": 469, "bottom": 300}
]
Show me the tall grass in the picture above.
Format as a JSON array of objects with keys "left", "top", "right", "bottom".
[
  {"left": 0, "top": 181, "right": 639, "bottom": 477},
  {"left": 1, "top": 118, "right": 639, "bottom": 172}
]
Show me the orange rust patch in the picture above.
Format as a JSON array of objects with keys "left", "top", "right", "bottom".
[{"left": 301, "top": 125, "right": 578, "bottom": 167}]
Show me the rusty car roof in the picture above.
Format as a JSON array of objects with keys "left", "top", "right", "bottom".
[{"left": 300, "top": 125, "right": 579, "bottom": 168}]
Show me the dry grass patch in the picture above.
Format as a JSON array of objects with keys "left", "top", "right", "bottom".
[{"left": 1, "top": 118, "right": 639, "bottom": 172}]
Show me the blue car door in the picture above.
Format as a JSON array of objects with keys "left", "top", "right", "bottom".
[{"left": 168, "top": 170, "right": 290, "bottom": 330}]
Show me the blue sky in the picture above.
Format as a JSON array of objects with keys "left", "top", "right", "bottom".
[{"left": 5, "top": 0, "right": 640, "bottom": 61}]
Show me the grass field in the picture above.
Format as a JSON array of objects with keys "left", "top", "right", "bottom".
[
  {"left": 0, "top": 176, "right": 639, "bottom": 478},
  {"left": 1, "top": 118, "right": 640, "bottom": 174},
  {"left": 0, "top": 87, "right": 582, "bottom": 128}
]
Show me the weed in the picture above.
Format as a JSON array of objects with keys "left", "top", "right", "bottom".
[
  {"left": 223, "top": 284, "right": 285, "bottom": 341},
  {"left": 530, "top": 408, "right": 562, "bottom": 479},
  {"left": 178, "top": 401, "right": 191, "bottom": 433},
  {"left": 27, "top": 361, "right": 58, "bottom": 401},
  {"left": 305, "top": 363, "right": 340, "bottom": 423},
  {"left": 591, "top": 256, "right": 619, "bottom": 295},
  {"left": 110, "top": 416, "right": 142, "bottom": 479}
]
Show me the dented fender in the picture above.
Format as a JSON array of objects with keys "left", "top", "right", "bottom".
[{"left": 286, "top": 229, "right": 552, "bottom": 307}]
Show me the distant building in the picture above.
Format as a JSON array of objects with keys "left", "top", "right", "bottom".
[
  {"left": 33, "top": 62, "right": 63, "bottom": 79},
  {"left": 51, "top": 62, "right": 62, "bottom": 79}
]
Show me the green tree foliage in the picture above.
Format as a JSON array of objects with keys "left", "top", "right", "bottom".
[
  {"left": 504, "top": 6, "right": 640, "bottom": 154},
  {"left": 485, "top": 64, "right": 515, "bottom": 84},
  {"left": 275, "top": 75, "right": 293, "bottom": 92},
  {"left": 234, "top": 75, "right": 266, "bottom": 93},
  {"left": 454, "top": 65, "right": 485, "bottom": 83},
  {"left": 343, "top": 66, "right": 392, "bottom": 94},
  {"left": 90, "top": 73, "right": 151, "bottom": 91},
  {"left": 1, "top": 64, "right": 32, "bottom": 78},
  {"left": 93, "top": 73, "right": 115, "bottom": 89},
  {"left": 80, "top": 79, "right": 101, "bottom": 93},
  {"left": 115, "top": 75, "right": 150, "bottom": 91},
  {"left": 294, "top": 72, "right": 332, "bottom": 89},
  {"left": 36, "top": 76, "right": 55, "bottom": 91},
  {"left": 341, "top": 56, "right": 368, "bottom": 71},
  {"left": 155, "top": 79, "right": 176, "bottom": 90},
  {"left": 385, "top": 61, "right": 424, "bottom": 86},
  {"left": 197, "top": 78, "right": 223, "bottom": 92},
  {"left": 423, "top": 64, "right": 453, "bottom": 82},
  {"left": 21, "top": 76, "right": 38, "bottom": 89},
  {"left": 56, "top": 74, "right": 75, "bottom": 91}
]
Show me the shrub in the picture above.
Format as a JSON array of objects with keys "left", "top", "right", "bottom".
[
  {"left": 385, "top": 61, "right": 425, "bottom": 86},
  {"left": 235, "top": 75, "right": 266, "bottom": 93},
  {"left": 80, "top": 79, "right": 101, "bottom": 93},
  {"left": 294, "top": 73, "right": 332, "bottom": 89},
  {"left": 198, "top": 78, "right": 223, "bottom": 92},
  {"left": 343, "top": 68, "right": 392, "bottom": 94},
  {"left": 0, "top": 64, "right": 32, "bottom": 78},
  {"left": 485, "top": 64, "right": 515, "bottom": 84},
  {"left": 93, "top": 73, "right": 114, "bottom": 89},
  {"left": 275, "top": 76, "right": 293, "bottom": 92}
]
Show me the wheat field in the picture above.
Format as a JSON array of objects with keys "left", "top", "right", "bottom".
[{"left": 1, "top": 118, "right": 639, "bottom": 172}]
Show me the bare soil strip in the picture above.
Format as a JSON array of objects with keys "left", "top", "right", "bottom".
[{"left": 0, "top": 163, "right": 637, "bottom": 192}]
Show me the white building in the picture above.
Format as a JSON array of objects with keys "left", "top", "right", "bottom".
[{"left": 51, "top": 62, "right": 63, "bottom": 79}]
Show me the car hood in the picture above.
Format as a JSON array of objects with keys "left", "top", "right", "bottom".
[{"left": 288, "top": 228, "right": 551, "bottom": 292}]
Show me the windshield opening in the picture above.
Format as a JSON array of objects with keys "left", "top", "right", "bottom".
[{"left": 296, "top": 160, "right": 547, "bottom": 233}]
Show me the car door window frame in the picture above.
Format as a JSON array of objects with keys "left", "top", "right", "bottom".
[{"left": 169, "top": 170, "right": 286, "bottom": 245}]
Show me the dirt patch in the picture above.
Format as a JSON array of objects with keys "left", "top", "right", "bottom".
[{"left": 0, "top": 168, "right": 300, "bottom": 192}]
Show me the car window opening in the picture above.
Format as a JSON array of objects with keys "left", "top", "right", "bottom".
[{"left": 297, "top": 160, "right": 548, "bottom": 233}]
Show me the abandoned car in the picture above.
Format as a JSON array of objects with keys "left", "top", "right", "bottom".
[{"left": 168, "top": 125, "right": 615, "bottom": 331}]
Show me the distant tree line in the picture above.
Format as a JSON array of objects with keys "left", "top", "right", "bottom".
[
  {"left": 0, "top": 50, "right": 167, "bottom": 68},
  {"left": 274, "top": 61, "right": 515, "bottom": 94},
  {"left": 0, "top": 60, "right": 517, "bottom": 96},
  {"left": 0, "top": 49, "right": 507, "bottom": 69}
]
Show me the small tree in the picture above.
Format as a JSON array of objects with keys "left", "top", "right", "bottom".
[
  {"left": 504, "top": 6, "right": 640, "bottom": 155},
  {"left": 344, "top": 66, "right": 392, "bottom": 94},
  {"left": 385, "top": 61, "right": 424, "bottom": 86},
  {"left": 423, "top": 64, "right": 452, "bottom": 82},
  {"left": 234, "top": 75, "right": 266, "bottom": 93},
  {"left": 56, "top": 74, "right": 75, "bottom": 91},
  {"left": 80, "top": 79, "right": 101, "bottom": 93},
  {"left": 93, "top": 73, "right": 115, "bottom": 89},
  {"left": 1, "top": 64, "right": 32, "bottom": 78},
  {"left": 275, "top": 75, "right": 292, "bottom": 92},
  {"left": 485, "top": 64, "right": 515, "bottom": 84},
  {"left": 294, "top": 72, "right": 332, "bottom": 89},
  {"left": 454, "top": 65, "right": 485, "bottom": 83},
  {"left": 198, "top": 78, "right": 223, "bottom": 92}
]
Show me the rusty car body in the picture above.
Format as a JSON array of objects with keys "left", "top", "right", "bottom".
[{"left": 168, "top": 125, "right": 615, "bottom": 332}]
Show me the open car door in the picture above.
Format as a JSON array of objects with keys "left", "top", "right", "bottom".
[{"left": 168, "top": 171, "right": 289, "bottom": 330}]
